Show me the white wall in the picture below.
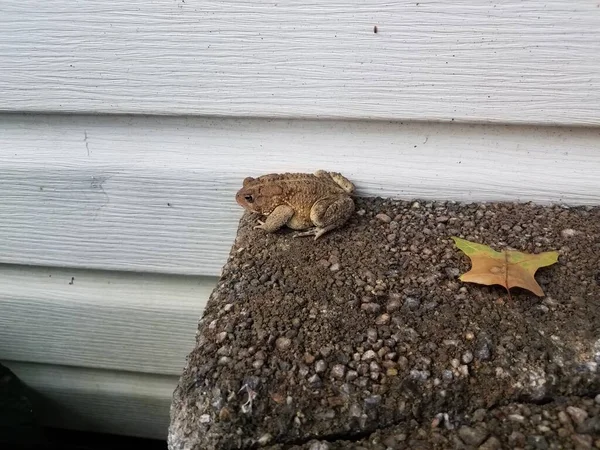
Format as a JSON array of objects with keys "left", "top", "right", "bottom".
[
  {"left": 1, "top": 0, "right": 599, "bottom": 125},
  {"left": 0, "top": 0, "right": 599, "bottom": 441}
]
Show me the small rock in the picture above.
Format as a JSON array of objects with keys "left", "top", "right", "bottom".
[
  {"left": 331, "top": 364, "right": 346, "bottom": 379},
  {"left": 375, "top": 313, "right": 390, "bottom": 325},
  {"left": 508, "top": 431, "right": 526, "bottom": 447},
  {"left": 369, "top": 361, "right": 381, "bottom": 373},
  {"left": 567, "top": 406, "right": 589, "bottom": 425},
  {"left": 462, "top": 350, "right": 474, "bottom": 364},
  {"left": 561, "top": 228, "right": 578, "bottom": 238},
  {"left": 308, "top": 441, "right": 330, "bottom": 450},
  {"left": 579, "top": 416, "right": 600, "bottom": 434},
  {"left": 304, "top": 353, "right": 316, "bottom": 364},
  {"left": 367, "top": 328, "right": 378, "bottom": 342},
  {"left": 199, "top": 414, "right": 211, "bottom": 423},
  {"left": 475, "top": 341, "right": 492, "bottom": 361},
  {"left": 595, "top": 394, "right": 600, "bottom": 404},
  {"left": 508, "top": 414, "right": 526, "bottom": 423},
  {"left": 376, "top": 213, "right": 392, "bottom": 223},
  {"left": 442, "top": 370, "right": 453, "bottom": 381},
  {"left": 386, "top": 368, "right": 398, "bottom": 376},
  {"left": 329, "top": 263, "right": 340, "bottom": 272},
  {"left": 458, "top": 426, "right": 488, "bottom": 446},
  {"left": 362, "top": 350, "right": 377, "bottom": 361},
  {"left": 275, "top": 337, "right": 292, "bottom": 351},
  {"left": 472, "top": 408, "right": 486, "bottom": 422},
  {"left": 357, "top": 363, "right": 369, "bottom": 375},
  {"left": 320, "top": 346, "right": 333, "bottom": 357},
  {"left": 445, "top": 267, "right": 460, "bottom": 279},
  {"left": 252, "top": 360, "right": 264, "bottom": 369},
  {"left": 412, "top": 202, "right": 420, "bottom": 209},
  {"left": 257, "top": 433, "right": 273, "bottom": 446},
  {"left": 571, "top": 434, "right": 592, "bottom": 449},
  {"left": 361, "top": 303, "right": 381, "bottom": 314},
  {"left": 218, "top": 407, "right": 231, "bottom": 422},
  {"left": 364, "top": 395, "right": 381, "bottom": 408},
  {"left": 308, "top": 374, "right": 322, "bottom": 388},
  {"left": 315, "top": 360, "right": 327, "bottom": 374},
  {"left": 409, "top": 369, "right": 430, "bottom": 381},
  {"left": 386, "top": 296, "right": 402, "bottom": 312},
  {"left": 464, "top": 331, "right": 475, "bottom": 340},
  {"left": 478, "top": 436, "right": 501, "bottom": 450},
  {"left": 215, "top": 332, "right": 228, "bottom": 343},
  {"left": 349, "top": 403, "right": 362, "bottom": 418},
  {"left": 346, "top": 370, "right": 358, "bottom": 381},
  {"left": 217, "top": 356, "right": 232, "bottom": 365},
  {"left": 458, "top": 364, "right": 469, "bottom": 377},
  {"left": 403, "top": 297, "right": 420, "bottom": 310},
  {"left": 558, "top": 411, "right": 572, "bottom": 427},
  {"left": 436, "top": 215, "right": 449, "bottom": 223},
  {"left": 527, "top": 435, "right": 549, "bottom": 449}
]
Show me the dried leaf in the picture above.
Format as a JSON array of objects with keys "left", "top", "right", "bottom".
[{"left": 451, "top": 237, "right": 559, "bottom": 297}]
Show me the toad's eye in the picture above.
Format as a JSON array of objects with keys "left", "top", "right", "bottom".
[{"left": 244, "top": 194, "right": 254, "bottom": 203}]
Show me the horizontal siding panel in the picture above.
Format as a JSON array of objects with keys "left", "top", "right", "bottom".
[
  {"left": 1, "top": 114, "right": 599, "bottom": 276},
  {"left": 2, "top": 361, "right": 176, "bottom": 440},
  {"left": 0, "top": 265, "right": 214, "bottom": 375},
  {"left": 0, "top": 0, "right": 599, "bottom": 125}
]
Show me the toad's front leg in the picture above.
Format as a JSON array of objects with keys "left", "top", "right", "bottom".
[{"left": 253, "top": 205, "right": 295, "bottom": 233}]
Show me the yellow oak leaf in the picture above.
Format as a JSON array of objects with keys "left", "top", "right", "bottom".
[{"left": 451, "top": 237, "right": 559, "bottom": 297}]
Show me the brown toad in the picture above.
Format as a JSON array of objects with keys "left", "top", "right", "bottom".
[{"left": 235, "top": 170, "right": 355, "bottom": 240}]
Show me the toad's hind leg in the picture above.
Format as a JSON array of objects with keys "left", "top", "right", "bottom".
[{"left": 293, "top": 195, "right": 355, "bottom": 240}]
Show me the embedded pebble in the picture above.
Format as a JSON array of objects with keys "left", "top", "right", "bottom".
[
  {"left": 330, "top": 364, "right": 346, "bottom": 379},
  {"left": 458, "top": 425, "right": 488, "bottom": 446},
  {"left": 308, "top": 374, "right": 322, "bottom": 387},
  {"left": 252, "top": 360, "right": 264, "bottom": 369},
  {"left": 595, "top": 394, "right": 600, "bottom": 404},
  {"left": 403, "top": 297, "right": 420, "bottom": 310},
  {"left": 361, "top": 303, "right": 381, "bottom": 314},
  {"left": 479, "top": 436, "right": 502, "bottom": 450},
  {"left": 308, "top": 442, "right": 330, "bottom": 450},
  {"left": 476, "top": 341, "right": 492, "bottom": 361},
  {"left": 462, "top": 350, "right": 474, "bottom": 364},
  {"left": 566, "top": 406, "right": 588, "bottom": 425},
  {"left": 275, "top": 337, "right": 292, "bottom": 351},
  {"left": 509, "top": 414, "right": 526, "bottom": 423},
  {"left": 386, "top": 296, "right": 402, "bottom": 312},
  {"left": 315, "top": 360, "right": 327, "bottom": 374},
  {"left": 367, "top": 328, "right": 378, "bottom": 342},
  {"left": 376, "top": 213, "right": 392, "bottom": 223},
  {"left": 375, "top": 313, "right": 390, "bottom": 325},
  {"left": 257, "top": 433, "right": 272, "bottom": 446},
  {"left": 369, "top": 361, "right": 381, "bottom": 373},
  {"left": 409, "top": 369, "right": 430, "bottom": 381},
  {"left": 561, "top": 228, "right": 578, "bottom": 238},
  {"left": 329, "top": 263, "right": 340, "bottom": 272},
  {"left": 345, "top": 370, "right": 358, "bottom": 381},
  {"left": 362, "top": 350, "right": 377, "bottom": 361}
]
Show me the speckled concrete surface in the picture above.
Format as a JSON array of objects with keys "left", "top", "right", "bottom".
[{"left": 169, "top": 198, "right": 599, "bottom": 450}]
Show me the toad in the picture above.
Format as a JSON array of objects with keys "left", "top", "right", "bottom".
[{"left": 235, "top": 170, "right": 356, "bottom": 240}]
